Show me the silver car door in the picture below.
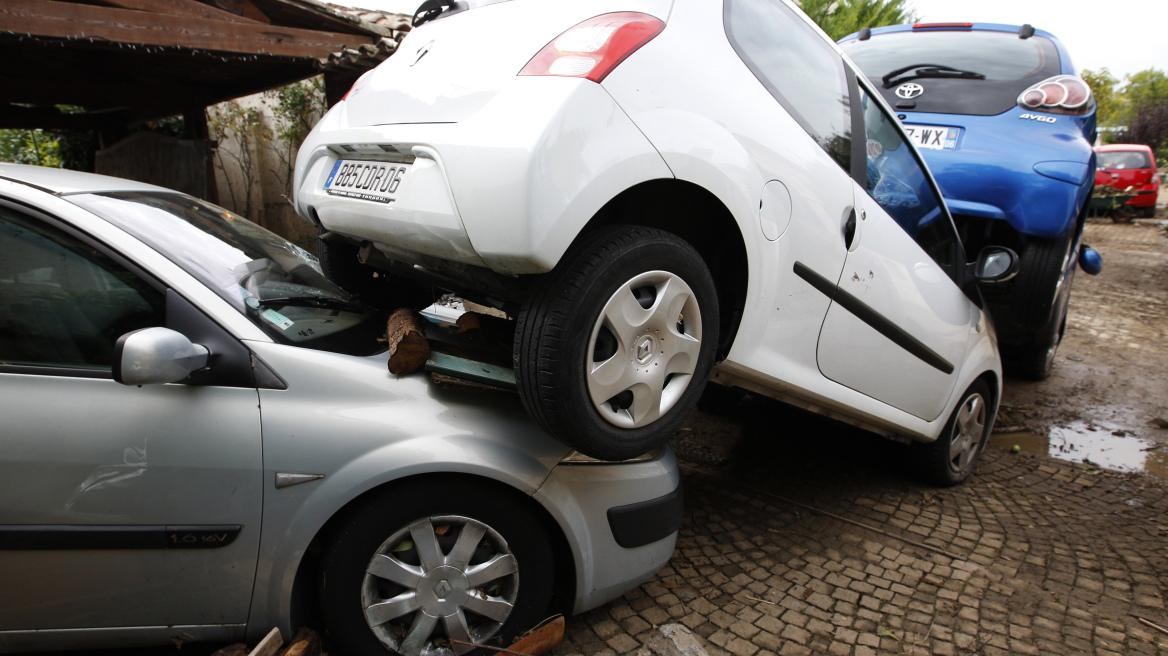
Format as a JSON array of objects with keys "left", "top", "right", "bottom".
[{"left": 0, "top": 202, "right": 262, "bottom": 639}]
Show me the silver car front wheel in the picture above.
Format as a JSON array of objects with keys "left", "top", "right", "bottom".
[
  {"left": 363, "top": 516, "right": 518, "bottom": 656},
  {"left": 319, "top": 482, "right": 554, "bottom": 656}
]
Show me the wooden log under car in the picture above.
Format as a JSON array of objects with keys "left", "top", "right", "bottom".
[
  {"left": 386, "top": 308, "right": 431, "bottom": 375},
  {"left": 275, "top": 627, "right": 321, "bottom": 656}
]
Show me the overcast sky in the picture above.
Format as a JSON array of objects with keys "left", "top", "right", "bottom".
[{"left": 341, "top": 0, "right": 1166, "bottom": 81}]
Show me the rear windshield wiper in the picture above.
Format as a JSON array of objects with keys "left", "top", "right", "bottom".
[{"left": 882, "top": 63, "right": 986, "bottom": 88}]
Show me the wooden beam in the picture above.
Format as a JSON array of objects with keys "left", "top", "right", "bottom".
[
  {"left": 0, "top": 106, "right": 112, "bottom": 130},
  {"left": 96, "top": 0, "right": 262, "bottom": 24},
  {"left": 0, "top": 0, "right": 377, "bottom": 59},
  {"left": 210, "top": 0, "right": 272, "bottom": 24},
  {"left": 2, "top": 77, "right": 208, "bottom": 108},
  {"left": 252, "top": 0, "right": 396, "bottom": 38}
]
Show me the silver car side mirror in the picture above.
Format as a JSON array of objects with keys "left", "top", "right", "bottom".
[
  {"left": 971, "top": 246, "right": 1019, "bottom": 284},
  {"left": 113, "top": 327, "right": 210, "bottom": 385}
]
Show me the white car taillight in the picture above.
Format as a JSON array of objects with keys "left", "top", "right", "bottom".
[
  {"left": 519, "top": 12, "right": 665, "bottom": 83},
  {"left": 1018, "top": 75, "right": 1092, "bottom": 114}
]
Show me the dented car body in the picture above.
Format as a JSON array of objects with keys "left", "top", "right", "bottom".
[{"left": 294, "top": 0, "right": 1009, "bottom": 476}]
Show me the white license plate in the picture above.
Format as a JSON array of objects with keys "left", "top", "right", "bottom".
[
  {"left": 904, "top": 124, "right": 961, "bottom": 151},
  {"left": 324, "top": 160, "right": 410, "bottom": 203}
]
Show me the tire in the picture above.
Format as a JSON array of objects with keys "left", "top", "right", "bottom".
[
  {"left": 1001, "top": 229, "right": 1078, "bottom": 381},
  {"left": 1138, "top": 205, "right": 1157, "bottom": 219},
  {"left": 318, "top": 230, "right": 372, "bottom": 294},
  {"left": 515, "top": 225, "right": 719, "bottom": 461},
  {"left": 318, "top": 480, "right": 555, "bottom": 656},
  {"left": 317, "top": 230, "right": 432, "bottom": 309},
  {"left": 916, "top": 380, "right": 993, "bottom": 487}
]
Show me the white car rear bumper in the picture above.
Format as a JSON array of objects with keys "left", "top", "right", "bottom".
[{"left": 294, "top": 77, "right": 672, "bottom": 275}]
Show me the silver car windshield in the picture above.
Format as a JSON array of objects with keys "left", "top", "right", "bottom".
[{"left": 66, "top": 192, "right": 386, "bottom": 356}]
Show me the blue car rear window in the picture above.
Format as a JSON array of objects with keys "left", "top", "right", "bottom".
[
  {"left": 842, "top": 31, "right": 1057, "bottom": 82},
  {"left": 842, "top": 30, "right": 1063, "bottom": 116}
]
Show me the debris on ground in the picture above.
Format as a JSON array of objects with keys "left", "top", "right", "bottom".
[
  {"left": 209, "top": 627, "right": 322, "bottom": 656},
  {"left": 506, "top": 615, "right": 565, "bottom": 655}
]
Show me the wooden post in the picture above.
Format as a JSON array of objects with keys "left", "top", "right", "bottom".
[
  {"left": 324, "top": 71, "right": 360, "bottom": 108},
  {"left": 184, "top": 105, "right": 219, "bottom": 203}
]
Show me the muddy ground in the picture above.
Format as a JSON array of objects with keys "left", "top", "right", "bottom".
[{"left": 996, "top": 188, "right": 1168, "bottom": 476}]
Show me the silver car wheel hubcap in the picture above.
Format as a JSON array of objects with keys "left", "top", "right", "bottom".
[
  {"left": 949, "top": 393, "right": 986, "bottom": 474},
  {"left": 362, "top": 515, "right": 518, "bottom": 656},
  {"left": 587, "top": 270, "right": 703, "bottom": 429}
]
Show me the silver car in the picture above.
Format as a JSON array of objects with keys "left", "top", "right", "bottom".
[{"left": 0, "top": 164, "right": 680, "bottom": 656}]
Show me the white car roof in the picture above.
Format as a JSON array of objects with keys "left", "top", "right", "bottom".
[{"left": 0, "top": 162, "right": 172, "bottom": 196}]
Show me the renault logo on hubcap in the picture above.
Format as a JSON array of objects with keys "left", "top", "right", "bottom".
[
  {"left": 896, "top": 83, "right": 924, "bottom": 99},
  {"left": 434, "top": 580, "right": 452, "bottom": 599},
  {"left": 635, "top": 335, "right": 657, "bottom": 365}
]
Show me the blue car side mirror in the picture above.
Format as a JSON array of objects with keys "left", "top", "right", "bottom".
[{"left": 1079, "top": 245, "right": 1103, "bottom": 275}]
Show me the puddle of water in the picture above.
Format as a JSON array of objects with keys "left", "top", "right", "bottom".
[{"left": 988, "top": 420, "right": 1168, "bottom": 478}]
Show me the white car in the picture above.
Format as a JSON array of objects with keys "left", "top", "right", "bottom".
[
  {"left": 0, "top": 164, "right": 680, "bottom": 656},
  {"left": 293, "top": 0, "right": 1017, "bottom": 483}
]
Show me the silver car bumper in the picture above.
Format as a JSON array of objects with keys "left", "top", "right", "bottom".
[{"left": 535, "top": 448, "right": 681, "bottom": 614}]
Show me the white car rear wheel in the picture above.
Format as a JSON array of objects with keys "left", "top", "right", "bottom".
[
  {"left": 515, "top": 226, "right": 718, "bottom": 461},
  {"left": 916, "top": 380, "right": 993, "bottom": 487}
]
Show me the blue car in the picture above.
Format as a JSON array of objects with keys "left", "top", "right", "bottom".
[{"left": 839, "top": 22, "right": 1099, "bottom": 380}]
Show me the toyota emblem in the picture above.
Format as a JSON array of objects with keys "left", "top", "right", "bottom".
[{"left": 895, "top": 83, "right": 924, "bottom": 99}]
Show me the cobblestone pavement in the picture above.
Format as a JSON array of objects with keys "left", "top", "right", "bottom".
[{"left": 554, "top": 404, "right": 1168, "bottom": 656}]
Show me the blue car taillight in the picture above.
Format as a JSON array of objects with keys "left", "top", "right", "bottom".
[{"left": 1017, "top": 75, "right": 1093, "bottom": 115}]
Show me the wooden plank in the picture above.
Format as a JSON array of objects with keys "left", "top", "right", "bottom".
[
  {"left": 210, "top": 0, "right": 272, "bottom": 24},
  {"left": 0, "top": 0, "right": 376, "bottom": 59},
  {"left": 248, "top": 628, "right": 283, "bottom": 656},
  {"left": 97, "top": 0, "right": 264, "bottom": 24},
  {"left": 424, "top": 352, "right": 517, "bottom": 390},
  {"left": 1, "top": 76, "right": 207, "bottom": 107},
  {"left": 252, "top": 0, "right": 395, "bottom": 38}
]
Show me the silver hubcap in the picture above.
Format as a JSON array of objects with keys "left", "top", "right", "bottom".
[
  {"left": 949, "top": 393, "right": 986, "bottom": 474},
  {"left": 362, "top": 516, "right": 518, "bottom": 656},
  {"left": 587, "top": 270, "right": 703, "bottom": 428}
]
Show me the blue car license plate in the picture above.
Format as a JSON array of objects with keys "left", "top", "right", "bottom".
[{"left": 904, "top": 124, "right": 961, "bottom": 151}]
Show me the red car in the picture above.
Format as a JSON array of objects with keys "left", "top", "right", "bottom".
[{"left": 1095, "top": 144, "right": 1160, "bottom": 218}]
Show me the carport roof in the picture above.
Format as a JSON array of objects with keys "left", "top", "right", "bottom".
[{"left": 0, "top": 0, "right": 411, "bottom": 130}]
